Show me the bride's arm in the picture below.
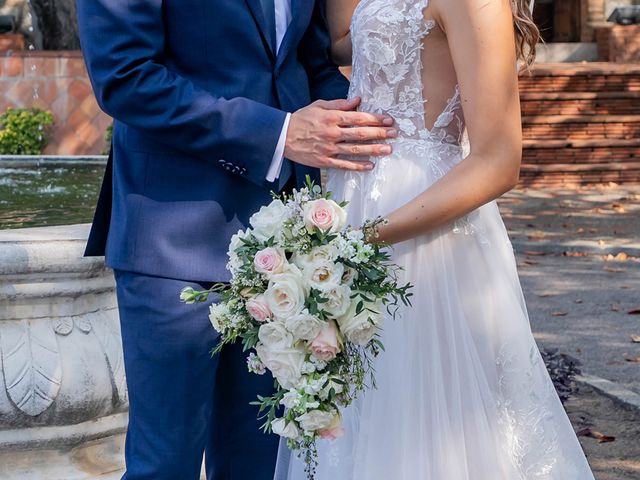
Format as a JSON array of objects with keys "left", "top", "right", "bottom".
[
  {"left": 326, "top": 0, "right": 360, "bottom": 65},
  {"left": 374, "top": 0, "right": 522, "bottom": 245}
]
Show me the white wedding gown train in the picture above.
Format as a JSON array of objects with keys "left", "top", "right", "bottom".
[{"left": 278, "top": 0, "right": 595, "bottom": 478}]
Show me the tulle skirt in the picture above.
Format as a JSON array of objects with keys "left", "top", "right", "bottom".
[{"left": 281, "top": 139, "right": 595, "bottom": 480}]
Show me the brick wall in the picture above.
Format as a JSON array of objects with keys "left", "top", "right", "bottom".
[
  {"left": 519, "top": 63, "right": 640, "bottom": 186},
  {"left": 596, "top": 24, "right": 640, "bottom": 62},
  {"left": 0, "top": 51, "right": 111, "bottom": 155}
]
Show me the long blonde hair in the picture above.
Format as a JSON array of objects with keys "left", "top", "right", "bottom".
[{"left": 511, "top": 0, "right": 541, "bottom": 69}]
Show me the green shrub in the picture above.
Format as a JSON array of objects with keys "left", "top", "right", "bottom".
[
  {"left": 102, "top": 123, "right": 113, "bottom": 154},
  {"left": 0, "top": 108, "right": 54, "bottom": 155}
]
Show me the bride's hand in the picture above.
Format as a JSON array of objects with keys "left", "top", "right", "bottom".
[{"left": 285, "top": 97, "right": 397, "bottom": 172}]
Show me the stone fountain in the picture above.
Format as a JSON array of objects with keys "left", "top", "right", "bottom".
[{"left": 0, "top": 223, "right": 127, "bottom": 479}]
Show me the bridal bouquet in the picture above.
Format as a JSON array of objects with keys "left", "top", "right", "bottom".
[{"left": 181, "top": 178, "right": 411, "bottom": 478}]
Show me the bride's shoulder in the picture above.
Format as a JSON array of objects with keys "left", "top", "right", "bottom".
[{"left": 428, "top": 0, "right": 510, "bottom": 27}]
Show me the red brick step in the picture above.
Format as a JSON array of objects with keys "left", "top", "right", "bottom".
[{"left": 517, "top": 63, "right": 639, "bottom": 186}]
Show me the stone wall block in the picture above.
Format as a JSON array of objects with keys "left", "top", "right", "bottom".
[{"left": 0, "top": 225, "right": 127, "bottom": 445}]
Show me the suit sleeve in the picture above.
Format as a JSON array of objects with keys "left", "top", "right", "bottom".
[
  {"left": 298, "top": 1, "right": 350, "bottom": 102},
  {"left": 76, "top": 0, "right": 286, "bottom": 187}
]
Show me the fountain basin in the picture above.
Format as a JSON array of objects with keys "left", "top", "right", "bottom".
[
  {"left": 0, "top": 156, "right": 105, "bottom": 230},
  {"left": 0, "top": 223, "right": 126, "bottom": 478}
]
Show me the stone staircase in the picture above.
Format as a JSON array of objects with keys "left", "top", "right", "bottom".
[{"left": 518, "top": 63, "right": 640, "bottom": 186}]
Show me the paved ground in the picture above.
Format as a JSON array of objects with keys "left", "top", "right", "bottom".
[
  {"left": 499, "top": 185, "right": 640, "bottom": 395},
  {"left": 567, "top": 385, "right": 640, "bottom": 480},
  {"left": 500, "top": 185, "right": 640, "bottom": 480}
]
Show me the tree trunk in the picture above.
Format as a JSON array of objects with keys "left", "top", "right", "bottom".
[{"left": 29, "top": 0, "right": 78, "bottom": 50}]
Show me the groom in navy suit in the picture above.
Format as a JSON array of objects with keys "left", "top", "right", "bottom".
[{"left": 77, "top": 1, "right": 395, "bottom": 479}]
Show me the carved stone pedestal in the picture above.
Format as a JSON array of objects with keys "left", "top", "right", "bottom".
[{"left": 0, "top": 224, "right": 127, "bottom": 479}]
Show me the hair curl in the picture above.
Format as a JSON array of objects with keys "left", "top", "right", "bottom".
[{"left": 511, "top": 0, "right": 541, "bottom": 69}]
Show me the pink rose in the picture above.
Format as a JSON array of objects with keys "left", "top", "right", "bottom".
[
  {"left": 254, "top": 247, "right": 286, "bottom": 275},
  {"left": 319, "top": 415, "right": 345, "bottom": 441},
  {"left": 310, "top": 320, "right": 341, "bottom": 361},
  {"left": 246, "top": 295, "right": 271, "bottom": 323},
  {"left": 303, "top": 199, "right": 347, "bottom": 234}
]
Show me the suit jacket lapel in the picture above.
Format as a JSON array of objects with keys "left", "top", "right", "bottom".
[
  {"left": 245, "top": 0, "right": 276, "bottom": 59},
  {"left": 276, "top": 0, "right": 312, "bottom": 69}
]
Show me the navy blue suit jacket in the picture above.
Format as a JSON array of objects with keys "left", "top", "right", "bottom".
[{"left": 78, "top": 0, "right": 349, "bottom": 282}]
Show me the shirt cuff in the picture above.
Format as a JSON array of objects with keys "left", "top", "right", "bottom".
[{"left": 266, "top": 112, "right": 291, "bottom": 183}]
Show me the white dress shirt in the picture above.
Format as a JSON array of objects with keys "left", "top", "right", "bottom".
[{"left": 266, "top": 0, "right": 293, "bottom": 183}]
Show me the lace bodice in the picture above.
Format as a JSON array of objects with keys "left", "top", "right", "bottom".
[{"left": 349, "top": 0, "right": 465, "bottom": 145}]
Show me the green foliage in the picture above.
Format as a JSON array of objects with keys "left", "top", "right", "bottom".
[
  {"left": 0, "top": 108, "right": 54, "bottom": 155},
  {"left": 103, "top": 123, "right": 113, "bottom": 154}
]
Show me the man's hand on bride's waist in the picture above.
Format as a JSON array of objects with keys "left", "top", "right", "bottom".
[{"left": 285, "top": 97, "right": 397, "bottom": 171}]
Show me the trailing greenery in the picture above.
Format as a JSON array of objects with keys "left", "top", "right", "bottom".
[{"left": 0, "top": 108, "right": 54, "bottom": 155}]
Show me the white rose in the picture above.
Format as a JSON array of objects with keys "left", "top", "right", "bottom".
[
  {"left": 292, "top": 244, "right": 338, "bottom": 270},
  {"left": 227, "top": 229, "right": 247, "bottom": 258},
  {"left": 303, "top": 199, "right": 348, "bottom": 234},
  {"left": 280, "top": 389, "right": 302, "bottom": 409},
  {"left": 208, "top": 303, "right": 230, "bottom": 333},
  {"left": 322, "top": 285, "right": 352, "bottom": 318},
  {"left": 256, "top": 343, "right": 306, "bottom": 389},
  {"left": 303, "top": 260, "right": 344, "bottom": 292},
  {"left": 341, "top": 266, "right": 358, "bottom": 286},
  {"left": 250, "top": 199, "right": 288, "bottom": 241},
  {"left": 285, "top": 310, "right": 324, "bottom": 341},
  {"left": 264, "top": 268, "right": 308, "bottom": 320},
  {"left": 296, "top": 409, "right": 336, "bottom": 432},
  {"left": 271, "top": 418, "right": 300, "bottom": 439},
  {"left": 337, "top": 297, "right": 383, "bottom": 346},
  {"left": 227, "top": 229, "right": 248, "bottom": 272},
  {"left": 258, "top": 321, "right": 293, "bottom": 349}
]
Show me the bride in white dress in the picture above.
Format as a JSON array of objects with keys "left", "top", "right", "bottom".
[{"left": 278, "top": 0, "right": 596, "bottom": 478}]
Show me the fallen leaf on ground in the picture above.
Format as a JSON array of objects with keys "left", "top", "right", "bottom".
[
  {"left": 611, "top": 203, "right": 626, "bottom": 213},
  {"left": 575, "top": 299, "right": 583, "bottom": 304},
  {"left": 537, "top": 293, "right": 555, "bottom": 298},
  {"left": 623, "top": 354, "right": 640, "bottom": 363},
  {"left": 611, "top": 305, "right": 620, "bottom": 312},
  {"left": 528, "top": 232, "right": 546, "bottom": 240},
  {"left": 551, "top": 311, "right": 568, "bottom": 317},
  {"left": 630, "top": 335, "right": 640, "bottom": 343},
  {"left": 603, "top": 267, "right": 626, "bottom": 273},
  {"left": 577, "top": 428, "right": 616, "bottom": 443},
  {"left": 524, "top": 251, "right": 547, "bottom": 256},
  {"left": 628, "top": 309, "right": 640, "bottom": 315},
  {"left": 564, "top": 251, "right": 587, "bottom": 257},
  {"left": 523, "top": 260, "right": 539, "bottom": 266},
  {"left": 604, "top": 252, "right": 630, "bottom": 261},
  {"left": 607, "top": 360, "right": 625, "bottom": 366}
]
